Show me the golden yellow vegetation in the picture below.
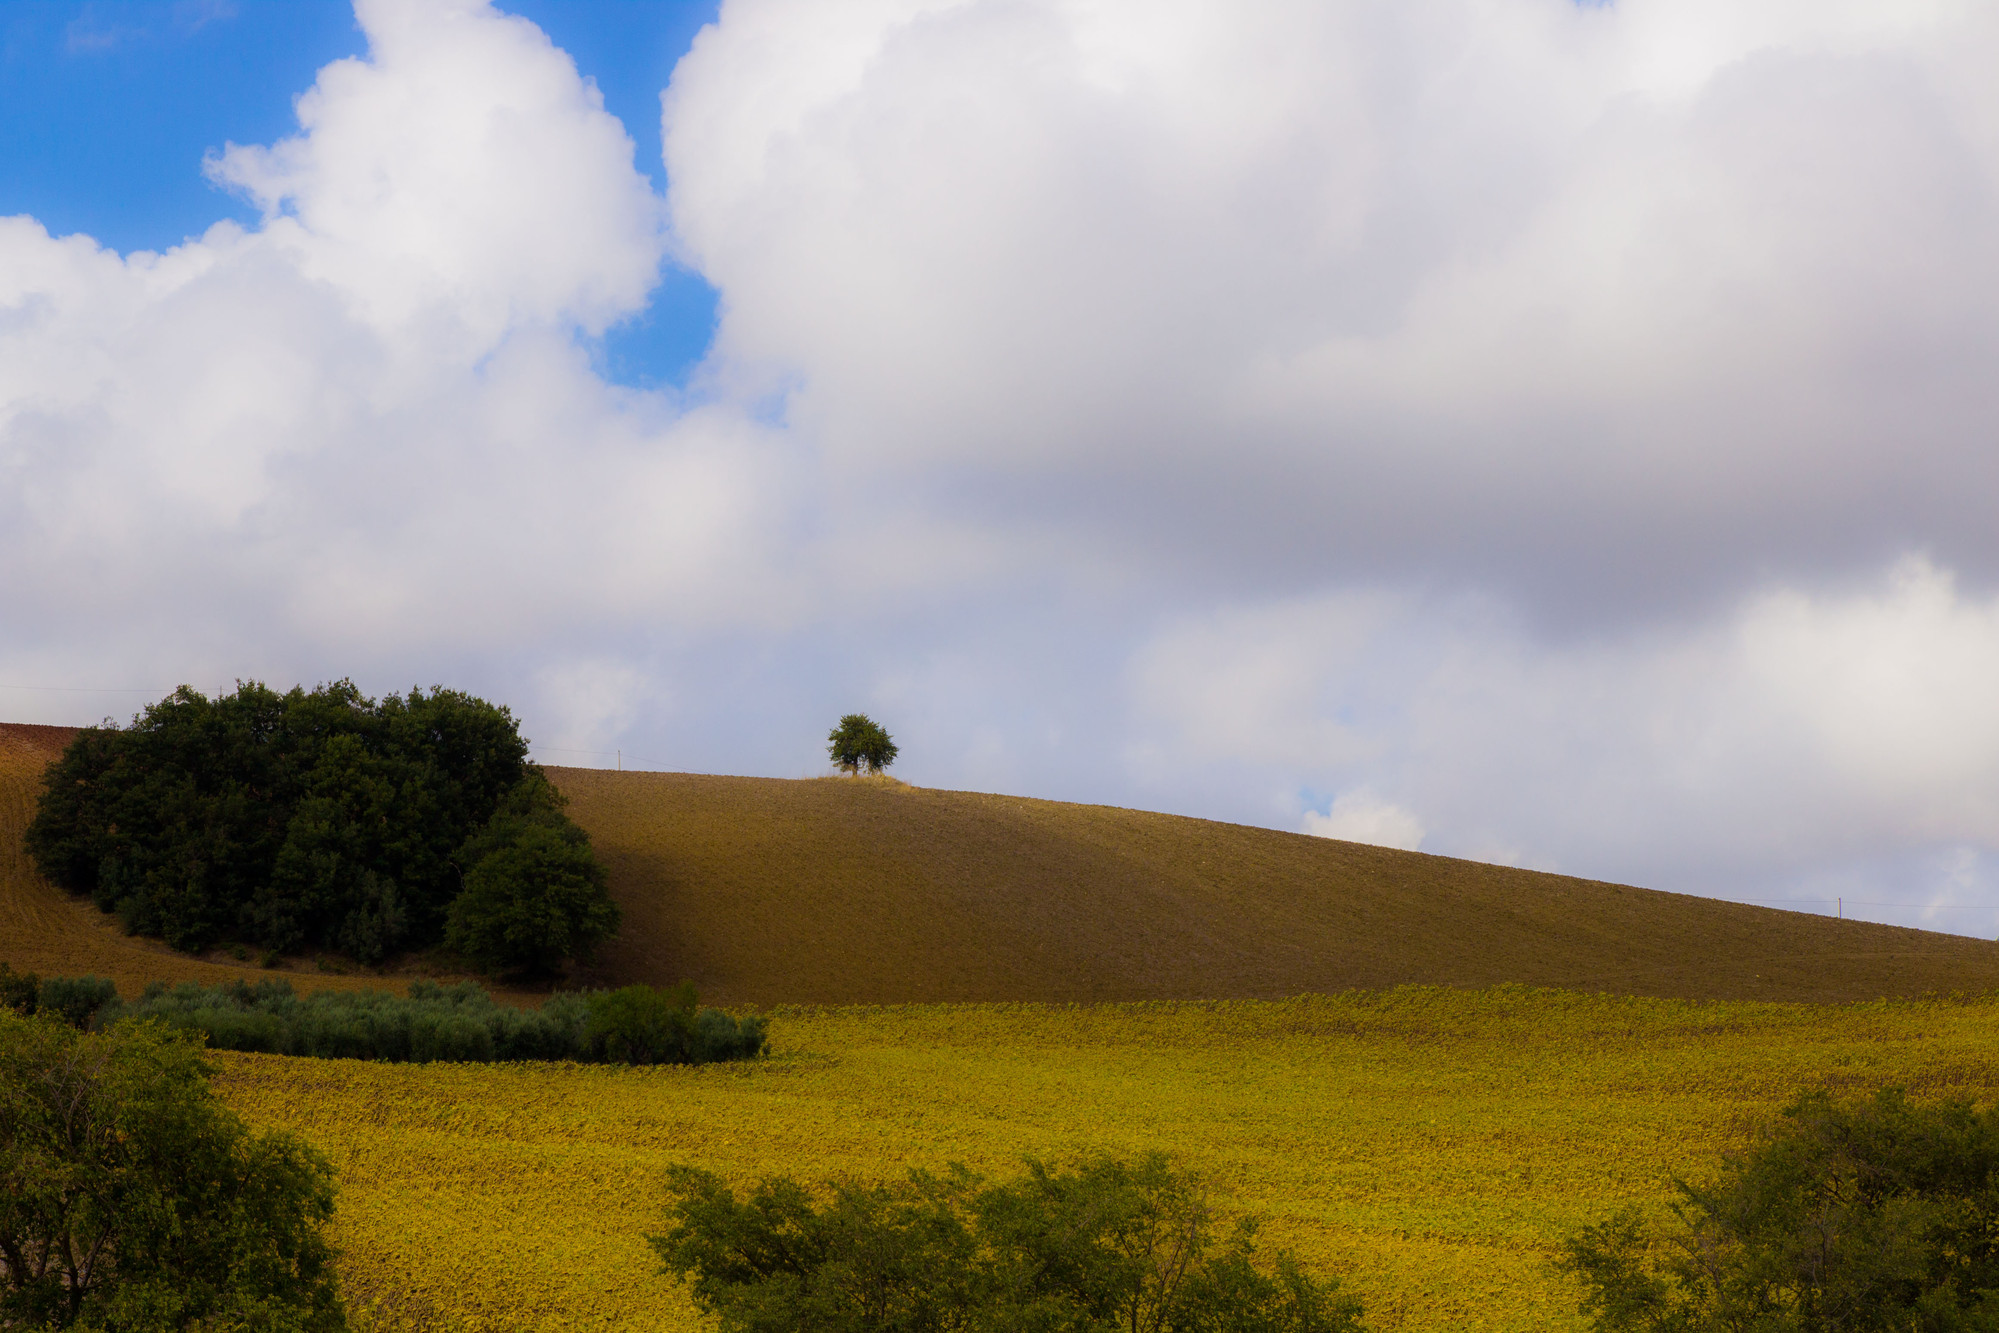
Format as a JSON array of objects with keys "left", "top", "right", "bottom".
[{"left": 216, "top": 987, "right": 1999, "bottom": 1333}]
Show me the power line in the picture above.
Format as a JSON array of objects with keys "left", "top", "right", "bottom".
[
  {"left": 529, "top": 744, "right": 674, "bottom": 771},
  {"left": 1725, "top": 897, "right": 1992, "bottom": 912}
]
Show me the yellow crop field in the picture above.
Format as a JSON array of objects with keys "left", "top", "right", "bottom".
[{"left": 213, "top": 986, "right": 1999, "bottom": 1333}]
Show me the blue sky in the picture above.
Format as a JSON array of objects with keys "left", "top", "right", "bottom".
[
  {"left": 0, "top": 0, "right": 720, "bottom": 382},
  {"left": 4, "top": 0, "right": 1999, "bottom": 932}
]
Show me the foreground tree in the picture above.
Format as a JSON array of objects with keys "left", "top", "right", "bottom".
[
  {"left": 0, "top": 1012, "right": 345, "bottom": 1331},
  {"left": 1560, "top": 1087, "right": 1999, "bottom": 1332},
  {"left": 652, "top": 1153, "right": 1366, "bottom": 1333},
  {"left": 827, "top": 714, "right": 898, "bottom": 776}
]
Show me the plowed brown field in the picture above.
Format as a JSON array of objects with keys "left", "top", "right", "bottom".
[
  {"left": 7, "top": 721, "right": 1999, "bottom": 1002},
  {"left": 553, "top": 766, "right": 1999, "bottom": 1005}
]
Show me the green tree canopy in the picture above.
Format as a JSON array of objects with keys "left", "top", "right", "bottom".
[
  {"left": 26, "top": 682, "right": 613, "bottom": 976},
  {"left": 443, "top": 775, "right": 622, "bottom": 979},
  {"left": 652, "top": 1153, "right": 1366, "bottom": 1333},
  {"left": 827, "top": 713, "right": 898, "bottom": 776},
  {"left": 0, "top": 1011, "right": 345, "bottom": 1331},
  {"left": 1561, "top": 1087, "right": 1999, "bottom": 1332}
]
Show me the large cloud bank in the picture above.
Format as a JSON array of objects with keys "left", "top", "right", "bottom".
[{"left": 6, "top": 0, "right": 1999, "bottom": 924}]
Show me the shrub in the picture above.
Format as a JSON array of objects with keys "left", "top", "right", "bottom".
[
  {"left": 79, "top": 974, "right": 761, "bottom": 1067},
  {"left": 0, "top": 963, "right": 36, "bottom": 1016},
  {"left": 581, "top": 983, "right": 763, "bottom": 1065},
  {"left": 652, "top": 1153, "right": 1366, "bottom": 1333},
  {"left": 694, "top": 1005, "right": 768, "bottom": 1062},
  {"left": 0, "top": 1010, "right": 345, "bottom": 1330},
  {"left": 35, "top": 975, "right": 118, "bottom": 1029},
  {"left": 587, "top": 982, "right": 700, "bottom": 1065},
  {"left": 1560, "top": 1087, "right": 1999, "bottom": 1332}
]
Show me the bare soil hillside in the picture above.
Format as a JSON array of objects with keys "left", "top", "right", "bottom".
[
  {"left": 552, "top": 766, "right": 1999, "bottom": 1005},
  {"left": 8, "top": 723, "right": 1999, "bottom": 1004}
]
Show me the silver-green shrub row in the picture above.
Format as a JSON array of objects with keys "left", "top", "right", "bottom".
[{"left": 0, "top": 966, "right": 764, "bottom": 1066}]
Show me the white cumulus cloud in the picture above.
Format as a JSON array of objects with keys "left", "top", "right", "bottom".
[
  {"left": 1303, "top": 791, "right": 1426, "bottom": 853},
  {"left": 7, "top": 0, "right": 1999, "bottom": 929},
  {"left": 0, "top": 0, "right": 798, "bottom": 724}
]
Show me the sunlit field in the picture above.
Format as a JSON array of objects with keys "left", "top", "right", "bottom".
[
  {"left": 16, "top": 720, "right": 1999, "bottom": 1327},
  {"left": 217, "top": 987, "right": 1999, "bottom": 1333}
]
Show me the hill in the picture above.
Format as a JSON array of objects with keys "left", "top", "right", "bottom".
[
  {"left": 552, "top": 766, "right": 1999, "bottom": 1005},
  {"left": 9, "top": 721, "right": 1999, "bottom": 1003}
]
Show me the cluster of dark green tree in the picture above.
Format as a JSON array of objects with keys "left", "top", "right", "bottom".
[
  {"left": 1562, "top": 1087, "right": 1999, "bottom": 1332},
  {"left": 25, "top": 682, "right": 620, "bottom": 977},
  {"left": 653, "top": 1154, "right": 1367, "bottom": 1333},
  {"left": 0, "top": 967, "right": 764, "bottom": 1067},
  {"left": 0, "top": 1010, "right": 345, "bottom": 1332}
]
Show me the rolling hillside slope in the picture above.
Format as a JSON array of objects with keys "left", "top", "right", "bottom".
[
  {"left": 3, "top": 722, "right": 257, "bottom": 991},
  {"left": 554, "top": 766, "right": 1999, "bottom": 1005},
  {"left": 9, "top": 721, "right": 1999, "bottom": 1003}
]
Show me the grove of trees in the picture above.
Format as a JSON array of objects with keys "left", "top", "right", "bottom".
[{"left": 25, "top": 681, "right": 619, "bottom": 977}]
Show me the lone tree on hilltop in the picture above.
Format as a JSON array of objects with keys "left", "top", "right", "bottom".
[{"left": 827, "top": 713, "right": 897, "bottom": 776}]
